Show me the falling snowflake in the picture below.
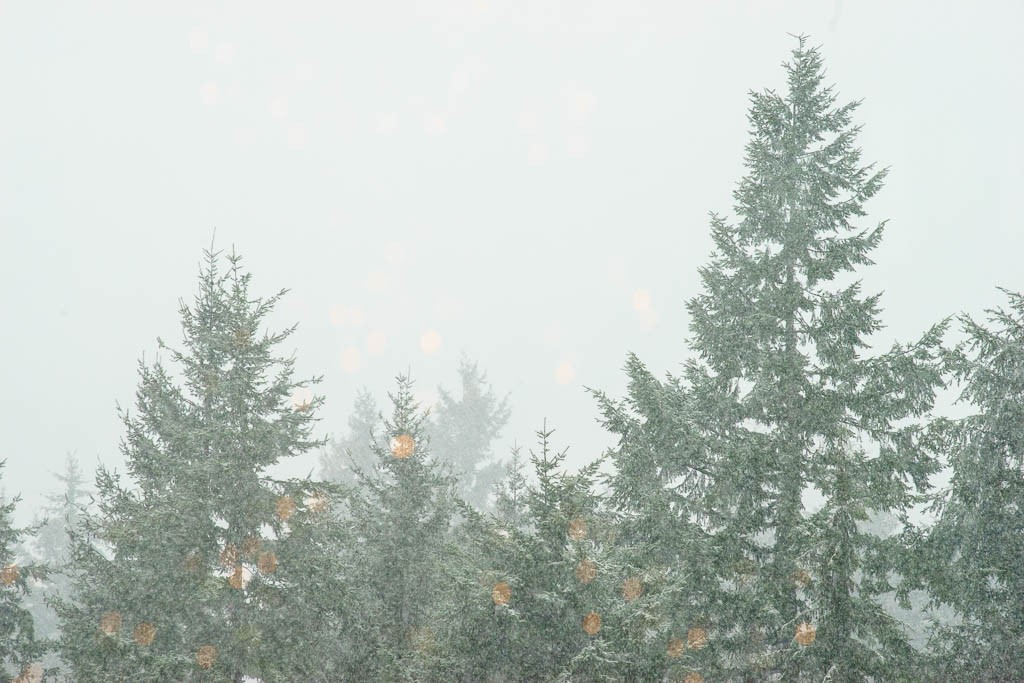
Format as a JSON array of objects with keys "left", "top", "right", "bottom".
[{"left": 582, "top": 611, "right": 601, "bottom": 635}]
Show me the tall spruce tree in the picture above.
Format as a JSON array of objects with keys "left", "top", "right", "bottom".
[
  {"left": 427, "top": 356, "right": 511, "bottom": 512},
  {"left": 335, "top": 373, "right": 464, "bottom": 682},
  {"left": 54, "top": 247, "right": 342, "bottom": 682},
  {"left": 594, "top": 37, "right": 948, "bottom": 681},
  {"left": 449, "top": 424, "right": 634, "bottom": 682},
  {"left": 492, "top": 445, "right": 529, "bottom": 530},
  {"left": 905, "top": 289, "right": 1024, "bottom": 680},
  {"left": 1, "top": 460, "right": 47, "bottom": 681}
]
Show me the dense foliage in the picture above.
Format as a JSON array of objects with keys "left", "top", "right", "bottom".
[{"left": 593, "top": 36, "right": 950, "bottom": 681}]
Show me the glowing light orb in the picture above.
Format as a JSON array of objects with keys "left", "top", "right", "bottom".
[
  {"left": 791, "top": 568, "right": 812, "bottom": 587},
  {"left": 492, "top": 581, "right": 511, "bottom": 606},
  {"left": 196, "top": 645, "right": 217, "bottom": 669},
  {"left": 795, "top": 622, "right": 816, "bottom": 646},
  {"left": 407, "top": 626, "right": 435, "bottom": 653},
  {"left": 242, "top": 535, "right": 262, "bottom": 558},
  {"left": 340, "top": 346, "right": 362, "bottom": 373},
  {"left": 687, "top": 627, "right": 708, "bottom": 650},
  {"left": 199, "top": 82, "right": 220, "bottom": 106},
  {"left": 219, "top": 544, "right": 239, "bottom": 568},
  {"left": 632, "top": 289, "right": 652, "bottom": 312},
  {"left": 184, "top": 551, "right": 202, "bottom": 572},
  {"left": 575, "top": 558, "right": 597, "bottom": 584},
  {"left": 555, "top": 362, "right": 575, "bottom": 385},
  {"left": 99, "top": 611, "right": 122, "bottom": 636},
  {"left": 366, "top": 270, "right": 389, "bottom": 292},
  {"left": 622, "top": 576, "right": 643, "bottom": 601},
  {"left": 582, "top": 611, "right": 601, "bottom": 636},
  {"left": 0, "top": 564, "right": 18, "bottom": 585},
  {"left": 133, "top": 622, "right": 156, "bottom": 646},
  {"left": 305, "top": 491, "right": 329, "bottom": 514},
  {"left": 420, "top": 329, "right": 442, "bottom": 355},
  {"left": 366, "top": 331, "right": 387, "bottom": 355},
  {"left": 567, "top": 517, "right": 587, "bottom": 540},
  {"left": 424, "top": 113, "right": 447, "bottom": 136},
  {"left": 390, "top": 433, "right": 416, "bottom": 459},
  {"left": 291, "top": 387, "right": 314, "bottom": 412},
  {"left": 566, "top": 88, "right": 597, "bottom": 122},
  {"left": 257, "top": 551, "right": 278, "bottom": 574},
  {"left": 275, "top": 496, "right": 297, "bottom": 521},
  {"left": 15, "top": 663, "right": 43, "bottom": 683}
]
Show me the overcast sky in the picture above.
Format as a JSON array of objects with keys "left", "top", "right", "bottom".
[{"left": 2, "top": 1, "right": 1021, "bottom": 525}]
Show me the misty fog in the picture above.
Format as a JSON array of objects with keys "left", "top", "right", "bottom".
[{"left": 1, "top": 2, "right": 1021, "bottom": 681}]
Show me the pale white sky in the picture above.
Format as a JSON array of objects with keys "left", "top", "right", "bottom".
[{"left": 1, "top": 1, "right": 1021, "bottom": 524}]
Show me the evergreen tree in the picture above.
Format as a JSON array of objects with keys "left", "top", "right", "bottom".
[
  {"left": 492, "top": 445, "right": 529, "bottom": 530},
  {"left": 0, "top": 460, "right": 47, "bottom": 681},
  {"left": 335, "top": 373, "right": 464, "bottom": 682},
  {"left": 427, "top": 356, "right": 511, "bottom": 511},
  {"left": 591, "top": 358, "right": 725, "bottom": 682},
  {"left": 594, "top": 37, "right": 947, "bottom": 681},
  {"left": 28, "top": 455, "right": 89, "bottom": 640},
  {"left": 54, "top": 247, "right": 342, "bottom": 681},
  {"left": 318, "top": 387, "right": 379, "bottom": 486},
  {"left": 905, "top": 289, "right": 1024, "bottom": 680},
  {"left": 18, "top": 454, "right": 90, "bottom": 681},
  {"left": 450, "top": 424, "right": 632, "bottom": 681}
]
